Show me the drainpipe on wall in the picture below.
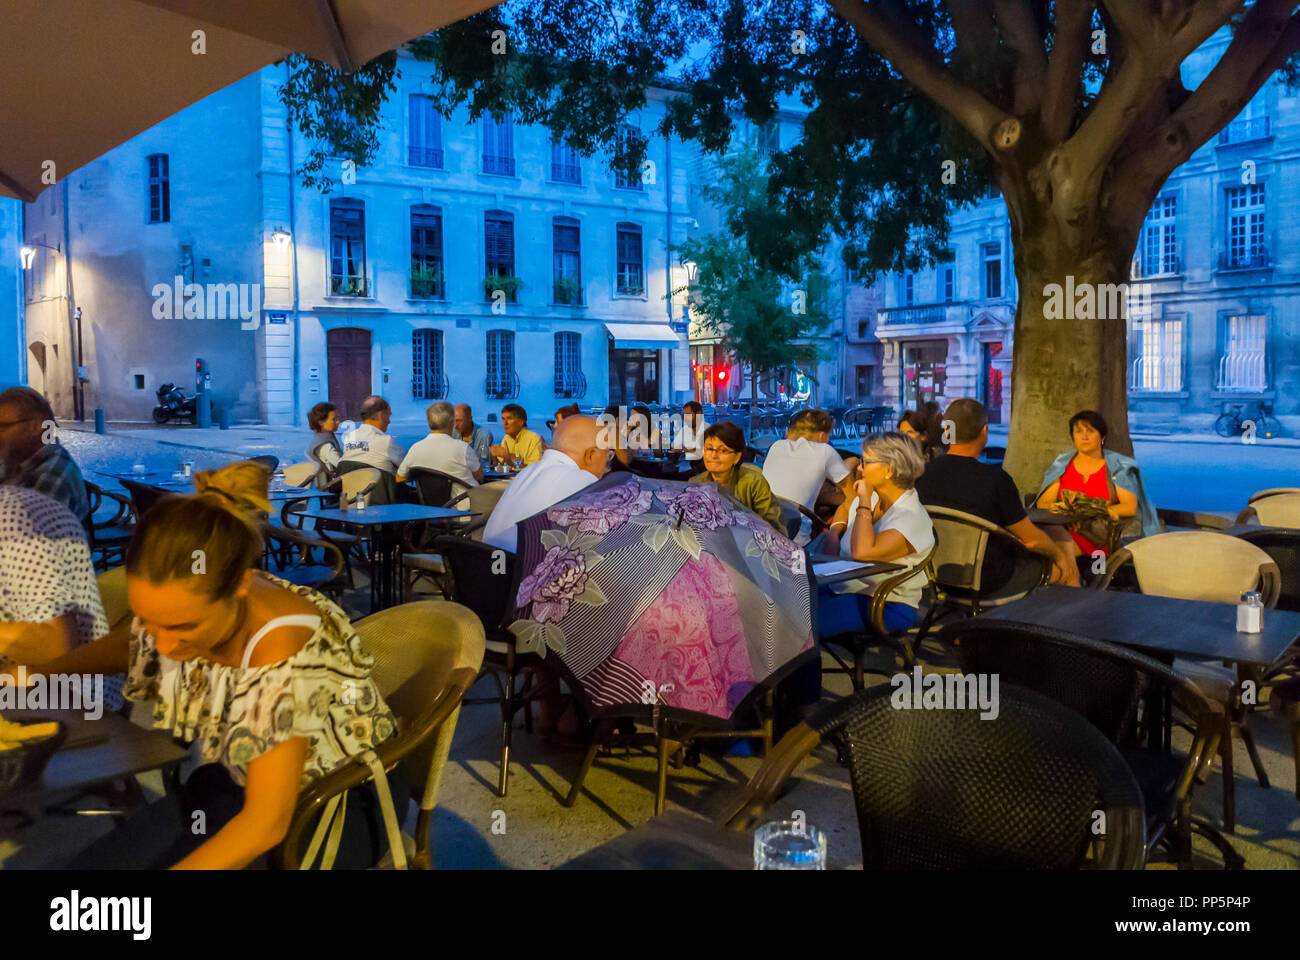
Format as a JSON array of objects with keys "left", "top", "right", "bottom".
[
  {"left": 62, "top": 178, "right": 82, "bottom": 421},
  {"left": 664, "top": 135, "right": 673, "bottom": 406},
  {"left": 16, "top": 201, "right": 27, "bottom": 384},
  {"left": 286, "top": 62, "right": 301, "bottom": 428}
]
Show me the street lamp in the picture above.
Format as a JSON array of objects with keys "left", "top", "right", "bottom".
[
  {"left": 682, "top": 259, "right": 698, "bottom": 284},
  {"left": 19, "top": 245, "right": 35, "bottom": 269},
  {"left": 271, "top": 227, "right": 292, "bottom": 250}
]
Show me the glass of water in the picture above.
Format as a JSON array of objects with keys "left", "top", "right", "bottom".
[{"left": 753, "top": 820, "right": 827, "bottom": 870}]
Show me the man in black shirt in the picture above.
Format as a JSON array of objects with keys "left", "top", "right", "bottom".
[{"left": 915, "top": 398, "right": 1078, "bottom": 586}]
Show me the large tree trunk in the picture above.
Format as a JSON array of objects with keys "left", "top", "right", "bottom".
[{"left": 1001, "top": 211, "right": 1139, "bottom": 494}]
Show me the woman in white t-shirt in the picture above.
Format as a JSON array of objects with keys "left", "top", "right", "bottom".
[{"left": 818, "top": 431, "right": 934, "bottom": 634}]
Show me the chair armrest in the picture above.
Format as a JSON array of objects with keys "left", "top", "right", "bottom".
[
  {"left": 1235, "top": 506, "right": 1257, "bottom": 526},
  {"left": 1157, "top": 508, "right": 1231, "bottom": 533},
  {"left": 265, "top": 525, "right": 344, "bottom": 581},
  {"left": 719, "top": 721, "right": 823, "bottom": 832},
  {"left": 866, "top": 542, "right": 937, "bottom": 638},
  {"left": 1096, "top": 546, "right": 1133, "bottom": 591}
]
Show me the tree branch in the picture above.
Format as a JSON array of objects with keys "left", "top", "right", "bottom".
[
  {"left": 948, "top": 0, "right": 997, "bottom": 68},
  {"left": 1109, "top": 2, "right": 1300, "bottom": 226},
  {"left": 1041, "top": 1, "right": 1093, "bottom": 143},
  {"left": 993, "top": 0, "right": 1049, "bottom": 114},
  {"left": 827, "top": 0, "right": 1014, "bottom": 153}
]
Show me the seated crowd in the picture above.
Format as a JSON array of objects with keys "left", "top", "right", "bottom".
[{"left": 0, "top": 387, "right": 1167, "bottom": 869}]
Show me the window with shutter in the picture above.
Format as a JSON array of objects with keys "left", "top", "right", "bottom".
[
  {"left": 553, "top": 217, "right": 582, "bottom": 304},
  {"left": 411, "top": 205, "right": 443, "bottom": 298},
  {"left": 408, "top": 96, "right": 444, "bottom": 168},
  {"left": 329, "top": 199, "right": 367, "bottom": 296},
  {"left": 147, "top": 154, "right": 170, "bottom": 223},
  {"left": 616, "top": 223, "right": 643, "bottom": 295},
  {"left": 483, "top": 116, "right": 516, "bottom": 176}
]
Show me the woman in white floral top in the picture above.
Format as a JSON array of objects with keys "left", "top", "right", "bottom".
[{"left": 8, "top": 461, "right": 399, "bottom": 869}]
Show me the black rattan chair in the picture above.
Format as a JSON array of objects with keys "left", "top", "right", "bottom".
[
  {"left": 724, "top": 683, "right": 1146, "bottom": 868},
  {"left": 912, "top": 505, "right": 1052, "bottom": 645},
  {"left": 1236, "top": 527, "right": 1300, "bottom": 613},
  {"left": 945, "top": 618, "right": 1238, "bottom": 868},
  {"left": 260, "top": 525, "right": 346, "bottom": 601},
  {"left": 118, "top": 477, "right": 176, "bottom": 518},
  {"left": 84, "top": 481, "right": 135, "bottom": 571},
  {"left": 248, "top": 455, "right": 279, "bottom": 475},
  {"left": 819, "top": 541, "right": 937, "bottom": 691},
  {"left": 433, "top": 535, "right": 561, "bottom": 797}
]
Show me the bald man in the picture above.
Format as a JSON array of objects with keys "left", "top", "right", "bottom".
[
  {"left": 483, "top": 416, "right": 612, "bottom": 552},
  {"left": 453, "top": 403, "right": 494, "bottom": 464}
]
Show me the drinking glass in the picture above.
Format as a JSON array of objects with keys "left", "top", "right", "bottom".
[{"left": 753, "top": 820, "right": 827, "bottom": 870}]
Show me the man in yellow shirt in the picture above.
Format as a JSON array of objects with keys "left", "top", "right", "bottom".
[{"left": 490, "top": 403, "right": 544, "bottom": 467}]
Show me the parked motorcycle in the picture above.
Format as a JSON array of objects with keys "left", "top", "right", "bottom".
[{"left": 152, "top": 382, "right": 198, "bottom": 424}]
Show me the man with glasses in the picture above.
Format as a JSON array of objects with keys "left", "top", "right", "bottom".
[
  {"left": 0, "top": 386, "right": 89, "bottom": 521},
  {"left": 484, "top": 415, "right": 611, "bottom": 552}
]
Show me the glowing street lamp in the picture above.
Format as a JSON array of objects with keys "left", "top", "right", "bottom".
[
  {"left": 19, "top": 245, "right": 36, "bottom": 269},
  {"left": 271, "top": 227, "right": 292, "bottom": 250},
  {"left": 682, "top": 259, "right": 698, "bottom": 284}
]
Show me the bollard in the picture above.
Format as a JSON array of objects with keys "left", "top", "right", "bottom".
[
  {"left": 196, "top": 393, "right": 211, "bottom": 429},
  {"left": 94, "top": 409, "right": 106, "bottom": 434},
  {"left": 218, "top": 402, "right": 230, "bottom": 430}
]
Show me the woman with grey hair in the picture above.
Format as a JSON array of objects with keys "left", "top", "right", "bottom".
[{"left": 818, "top": 431, "right": 935, "bottom": 634}]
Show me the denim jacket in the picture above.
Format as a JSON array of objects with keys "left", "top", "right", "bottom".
[{"left": 1037, "top": 449, "right": 1161, "bottom": 538}]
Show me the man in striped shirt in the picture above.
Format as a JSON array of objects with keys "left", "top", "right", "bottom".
[{"left": 0, "top": 386, "right": 89, "bottom": 521}]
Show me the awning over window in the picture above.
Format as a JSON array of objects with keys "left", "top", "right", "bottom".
[{"left": 604, "top": 323, "right": 683, "bottom": 350}]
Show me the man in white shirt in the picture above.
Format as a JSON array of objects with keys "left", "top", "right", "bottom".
[
  {"left": 675, "top": 401, "right": 708, "bottom": 462},
  {"left": 484, "top": 416, "right": 611, "bottom": 552},
  {"left": 762, "top": 409, "right": 854, "bottom": 510},
  {"left": 397, "top": 401, "right": 483, "bottom": 493},
  {"left": 340, "top": 395, "right": 407, "bottom": 474}
]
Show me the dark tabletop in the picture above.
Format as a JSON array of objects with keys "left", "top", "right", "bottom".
[
  {"left": 1, "top": 709, "right": 187, "bottom": 807},
  {"left": 1026, "top": 507, "right": 1072, "bottom": 527},
  {"left": 984, "top": 585, "right": 1300, "bottom": 667},
  {"left": 807, "top": 554, "right": 905, "bottom": 586},
  {"left": 481, "top": 471, "right": 515, "bottom": 481},
  {"left": 292, "top": 503, "right": 476, "bottom": 527}
]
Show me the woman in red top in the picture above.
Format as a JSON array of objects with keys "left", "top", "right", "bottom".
[{"left": 1035, "top": 410, "right": 1139, "bottom": 561}]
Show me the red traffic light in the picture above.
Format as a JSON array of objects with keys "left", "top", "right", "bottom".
[{"left": 716, "top": 368, "right": 728, "bottom": 383}]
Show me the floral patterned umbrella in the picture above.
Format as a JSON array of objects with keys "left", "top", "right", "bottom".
[{"left": 507, "top": 473, "right": 815, "bottom": 722}]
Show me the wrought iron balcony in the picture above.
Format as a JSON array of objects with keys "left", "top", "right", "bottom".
[
  {"left": 483, "top": 154, "right": 516, "bottom": 176},
  {"left": 408, "top": 146, "right": 444, "bottom": 168},
  {"left": 552, "top": 162, "right": 581, "bottom": 183},
  {"left": 876, "top": 302, "right": 965, "bottom": 327},
  {"left": 1217, "top": 249, "right": 1271, "bottom": 271},
  {"left": 1217, "top": 117, "right": 1271, "bottom": 145}
]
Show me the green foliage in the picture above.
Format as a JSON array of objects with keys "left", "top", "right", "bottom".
[
  {"left": 553, "top": 275, "right": 583, "bottom": 304},
  {"left": 672, "top": 149, "right": 829, "bottom": 385},
  {"left": 277, "top": 52, "right": 398, "bottom": 192},
  {"left": 410, "top": 261, "right": 443, "bottom": 298},
  {"left": 484, "top": 274, "right": 524, "bottom": 299}
]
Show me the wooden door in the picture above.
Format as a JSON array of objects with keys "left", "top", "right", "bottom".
[{"left": 326, "top": 328, "right": 371, "bottom": 421}]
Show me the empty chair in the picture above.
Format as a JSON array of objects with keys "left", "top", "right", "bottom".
[
  {"left": 261, "top": 525, "right": 346, "bottom": 601},
  {"left": 84, "top": 482, "right": 135, "bottom": 571},
  {"left": 338, "top": 460, "right": 397, "bottom": 505},
  {"left": 1100, "top": 531, "right": 1280, "bottom": 831},
  {"left": 1235, "top": 528, "right": 1300, "bottom": 613},
  {"left": 248, "top": 455, "right": 280, "bottom": 475},
  {"left": 273, "top": 601, "right": 485, "bottom": 869},
  {"left": 445, "top": 480, "right": 510, "bottom": 540},
  {"left": 724, "top": 683, "right": 1146, "bottom": 868},
  {"left": 1237, "top": 489, "right": 1300, "bottom": 529},
  {"left": 913, "top": 505, "right": 1052, "bottom": 642},
  {"left": 118, "top": 477, "right": 175, "bottom": 519},
  {"left": 282, "top": 461, "right": 320, "bottom": 488},
  {"left": 946, "top": 618, "right": 1234, "bottom": 867}
]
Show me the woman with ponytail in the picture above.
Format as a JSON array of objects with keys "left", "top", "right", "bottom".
[{"left": 7, "top": 461, "right": 403, "bottom": 869}]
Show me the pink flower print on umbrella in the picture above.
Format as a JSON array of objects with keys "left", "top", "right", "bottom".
[
  {"left": 745, "top": 520, "right": 805, "bottom": 575},
  {"left": 516, "top": 545, "right": 589, "bottom": 623},
  {"left": 547, "top": 480, "right": 654, "bottom": 535},
  {"left": 656, "top": 484, "right": 736, "bottom": 530}
]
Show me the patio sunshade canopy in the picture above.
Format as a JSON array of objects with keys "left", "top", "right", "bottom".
[
  {"left": 0, "top": 0, "right": 500, "bottom": 202},
  {"left": 604, "top": 323, "right": 683, "bottom": 350}
]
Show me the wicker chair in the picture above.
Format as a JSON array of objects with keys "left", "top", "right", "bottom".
[
  {"left": 444, "top": 480, "right": 510, "bottom": 540},
  {"left": 1235, "top": 528, "right": 1300, "bottom": 613},
  {"left": 912, "top": 505, "right": 1052, "bottom": 644},
  {"left": 273, "top": 601, "right": 485, "bottom": 870},
  {"left": 947, "top": 618, "right": 1237, "bottom": 868},
  {"left": 1099, "top": 531, "right": 1280, "bottom": 832},
  {"left": 819, "top": 541, "right": 937, "bottom": 691},
  {"left": 1157, "top": 508, "right": 1232, "bottom": 533},
  {"left": 118, "top": 477, "right": 175, "bottom": 519},
  {"left": 84, "top": 481, "right": 135, "bottom": 571},
  {"left": 261, "top": 524, "right": 346, "bottom": 600},
  {"left": 1236, "top": 488, "right": 1300, "bottom": 528},
  {"left": 282, "top": 461, "right": 320, "bottom": 488},
  {"left": 400, "top": 467, "right": 473, "bottom": 599},
  {"left": 723, "top": 683, "right": 1146, "bottom": 868}
]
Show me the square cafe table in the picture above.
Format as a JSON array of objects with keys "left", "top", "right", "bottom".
[
  {"left": 291, "top": 503, "right": 475, "bottom": 611},
  {"left": 808, "top": 553, "right": 904, "bottom": 587},
  {"left": 0, "top": 709, "right": 187, "bottom": 846}
]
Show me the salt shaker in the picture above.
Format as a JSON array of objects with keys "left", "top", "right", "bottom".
[
  {"left": 1237, "top": 590, "right": 1263, "bottom": 633},
  {"left": 356, "top": 491, "right": 367, "bottom": 511}
]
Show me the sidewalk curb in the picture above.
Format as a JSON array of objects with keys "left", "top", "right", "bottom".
[{"left": 62, "top": 423, "right": 268, "bottom": 459}]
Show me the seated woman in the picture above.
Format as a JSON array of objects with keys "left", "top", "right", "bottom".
[
  {"left": 688, "top": 421, "right": 783, "bottom": 533},
  {"left": 818, "top": 431, "right": 935, "bottom": 635},
  {"left": 897, "top": 408, "right": 942, "bottom": 461},
  {"left": 1034, "top": 410, "right": 1160, "bottom": 570},
  {"left": 6, "top": 462, "right": 404, "bottom": 870},
  {"left": 306, "top": 401, "right": 343, "bottom": 490}
]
